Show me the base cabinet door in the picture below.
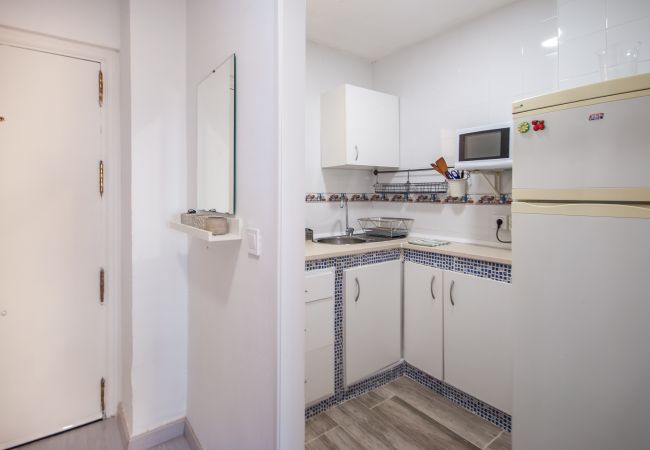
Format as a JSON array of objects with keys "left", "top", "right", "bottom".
[
  {"left": 344, "top": 260, "right": 401, "bottom": 385},
  {"left": 305, "top": 269, "right": 335, "bottom": 405},
  {"left": 443, "top": 270, "right": 513, "bottom": 413},
  {"left": 403, "top": 262, "right": 443, "bottom": 379}
]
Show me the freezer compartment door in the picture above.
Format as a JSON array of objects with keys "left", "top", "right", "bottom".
[
  {"left": 512, "top": 94, "right": 650, "bottom": 202},
  {"left": 512, "top": 207, "right": 650, "bottom": 450}
]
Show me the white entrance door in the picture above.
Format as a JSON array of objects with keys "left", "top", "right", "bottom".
[{"left": 0, "top": 45, "right": 107, "bottom": 449}]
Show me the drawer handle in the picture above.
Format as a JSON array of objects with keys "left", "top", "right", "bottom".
[
  {"left": 354, "top": 277, "right": 360, "bottom": 302},
  {"left": 355, "top": 145, "right": 359, "bottom": 161},
  {"left": 450, "top": 280, "right": 455, "bottom": 306},
  {"left": 430, "top": 275, "right": 436, "bottom": 300}
]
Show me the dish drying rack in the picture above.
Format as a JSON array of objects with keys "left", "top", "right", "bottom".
[
  {"left": 358, "top": 217, "right": 414, "bottom": 238},
  {"left": 372, "top": 167, "right": 448, "bottom": 196}
]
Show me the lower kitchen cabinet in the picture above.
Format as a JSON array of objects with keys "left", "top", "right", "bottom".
[
  {"left": 443, "top": 270, "right": 513, "bottom": 414},
  {"left": 403, "top": 261, "right": 444, "bottom": 379},
  {"left": 305, "top": 268, "right": 335, "bottom": 405},
  {"left": 344, "top": 260, "right": 401, "bottom": 385}
]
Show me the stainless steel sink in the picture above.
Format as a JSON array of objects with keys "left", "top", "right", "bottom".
[
  {"left": 314, "top": 233, "right": 405, "bottom": 245},
  {"left": 315, "top": 236, "right": 368, "bottom": 245}
]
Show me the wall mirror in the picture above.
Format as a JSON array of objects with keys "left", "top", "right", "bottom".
[{"left": 197, "top": 54, "right": 236, "bottom": 214}]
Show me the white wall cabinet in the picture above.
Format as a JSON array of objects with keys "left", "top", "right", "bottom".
[
  {"left": 344, "top": 260, "right": 401, "bottom": 385},
  {"left": 321, "top": 84, "right": 399, "bottom": 169},
  {"left": 403, "top": 262, "right": 444, "bottom": 380},
  {"left": 443, "top": 271, "right": 513, "bottom": 414},
  {"left": 305, "top": 268, "right": 335, "bottom": 405}
]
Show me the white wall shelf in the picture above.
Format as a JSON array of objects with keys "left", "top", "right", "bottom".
[{"left": 170, "top": 217, "right": 242, "bottom": 242}]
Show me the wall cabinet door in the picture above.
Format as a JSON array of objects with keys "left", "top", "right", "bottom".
[
  {"left": 344, "top": 260, "right": 401, "bottom": 385},
  {"left": 305, "top": 269, "right": 335, "bottom": 405},
  {"left": 443, "top": 271, "right": 513, "bottom": 414},
  {"left": 321, "top": 84, "right": 399, "bottom": 169},
  {"left": 403, "top": 262, "right": 443, "bottom": 379}
]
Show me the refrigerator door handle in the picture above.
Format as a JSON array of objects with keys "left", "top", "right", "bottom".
[{"left": 450, "top": 280, "right": 455, "bottom": 306}]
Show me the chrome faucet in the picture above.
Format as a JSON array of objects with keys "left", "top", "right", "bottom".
[{"left": 340, "top": 194, "right": 354, "bottom": 236}]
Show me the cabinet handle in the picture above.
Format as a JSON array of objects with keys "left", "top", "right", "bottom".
[
  {"left": 450, "top": 280, "right": 455, "bottom": 306},
  {"left": 430, "top": 275, "right": 436, "bottom": 300},
  {"left": 354, "top": 277, "right": 360, "bottom": 302},
  {"left": 354, "top": 145, "right": 359, "bottom": 161}
]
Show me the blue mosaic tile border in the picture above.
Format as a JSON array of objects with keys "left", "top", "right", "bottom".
[
  {"left": 404, "top": 248, "right": 512, "bottom": 283},
  {"left": 304, "top": 249, "right": 512, "bottom": 432},
  {"left": 305, "top": 250, "right": 402, "bottom": 418},
  {"left": 404, "top": 363, "right": 512, "bottom": 432}
]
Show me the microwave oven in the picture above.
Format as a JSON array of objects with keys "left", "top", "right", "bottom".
[{"left": 455, "top": 122, "right": 513, "bottom": 170}]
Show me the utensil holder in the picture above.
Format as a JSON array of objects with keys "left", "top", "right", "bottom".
[{"left": 447, "top": 179, "right": 467, "bottom": 198}]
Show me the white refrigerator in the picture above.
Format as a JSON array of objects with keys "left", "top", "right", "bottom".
[{"left": 511, "top": 73, "right": 650, "bottom": 450}]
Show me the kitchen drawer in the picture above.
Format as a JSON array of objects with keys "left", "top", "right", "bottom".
[
  {"left": 305, "top": 345, "right": 334, "bottom": 404},
  {"left": 305, "top": 268, "right": 335, "bottom": 303},
  {"left": 306, "top": 297, "right": 334, "bottom": 352}
]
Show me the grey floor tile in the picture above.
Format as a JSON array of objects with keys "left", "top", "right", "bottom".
[
  {"left": 306, "top": 426, "right": 364, "bottom": 450},
  {"left": 373, "top": 396, "right": 479, "bottom": 450},
  {"left": 305, "top": 413, "right": 339, "bottom": 443},
  {"left": 383, "top": 376, "right": 501, "bottom": 448},
  {"left": 327, "top": 397, "right": 417, "bottom": 449},
  {"left": 486, "top": 431, "right": 511, "bottom": 450},
  {"left": 356, "top": 385, "right": 394, "bottom": 409}
]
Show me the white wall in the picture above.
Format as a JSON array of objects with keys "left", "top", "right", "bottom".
[
  {"left": 373, "top": 0, "right": 558, "bottom": 170},
  {"left": 0, "top": 0, "right": 120, "bottom": 49},
  {"left": 306, "top": 42, "right": 375, "bottom": 193},
  {"left": 557, "top": 0, "right": 650, "bottom": 88},
  {"left": 185, "top": 0, "right": 282, "bottom": 448},
  {"left": 126, "top": 0, "right": 188, "bottom": 435},
  {"left": 278, "top": 1, "right": 307, "bottom": 448}
]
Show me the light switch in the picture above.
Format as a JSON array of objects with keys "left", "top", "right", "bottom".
[{"left": 246, "top": 228, "right": 261, "bottom": 256}]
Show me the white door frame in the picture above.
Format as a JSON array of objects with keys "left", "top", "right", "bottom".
[{"left": 0, "top": 26, "right": 122, "bottom": 418}]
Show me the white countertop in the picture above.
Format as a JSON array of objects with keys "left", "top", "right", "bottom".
[{"left": 305, "top": 238, "right": 512, "bottom": 265}]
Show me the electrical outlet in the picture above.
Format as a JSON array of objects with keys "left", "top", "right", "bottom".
[
  {"left": 492, "top": 215, "right": 508, "bottom": 230},
  {"left": 507, "top": 215, "right": 512, "bottom": 231}
]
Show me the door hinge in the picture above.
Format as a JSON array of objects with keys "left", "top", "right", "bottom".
[
  {"left": 100, "top": 268, "right": 105, "bottom": 304},
  {"left": 100, "top": 377, "right": 106, "bottom": 419},
  {"left": 99, "top": 160, "right": 104, "bottom": 197},
  {"left": 98, "top": 70, "right": 104, "bottom": 107}
]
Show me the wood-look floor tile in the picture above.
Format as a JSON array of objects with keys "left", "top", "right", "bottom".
[
  {"left": 373, "top": 397, "right": 479, "bottom": 450},
  {"left": 486, "top": 431, "right": 511, "bottom": 450},
  {"left": 305, "top": 412, "right": 339, "bottom": 442},
  {"left": 326, "top": 398, "right": 413, "bottom": 449},
  {"left": 356, "top": 385, "right": 394, "bottom": 409},
  {"left": 383, "top": 377, "right": 501, "bottom": 448},
  {"left": 305, "top": 426, "right": 364, "bottom": 450}
]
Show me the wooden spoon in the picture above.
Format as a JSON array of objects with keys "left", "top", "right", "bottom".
[
  {"left": 430, "top": 163, "right": 445, "bottom": 176},
  {"left": 435, "top": 157, "right": 449, "bottom": 174}
]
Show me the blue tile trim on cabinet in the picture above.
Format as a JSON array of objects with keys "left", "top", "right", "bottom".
[
  {"left": 404, "top": 248, "right": 512, "bottom": 283},
  {"left": 404, "top": 363, "right": 512, "bottom": 432},
  {"left": 305, "top": 249, "right": 402, "bottom": 418},
  {"left": 304, "top": 248, "right": 512, "bottom": 432}
]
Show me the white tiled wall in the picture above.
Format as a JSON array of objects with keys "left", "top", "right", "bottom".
[
  {"left": 558, "top": 0, "right": 650, "bottom": 88},
  {"left": 372, "top": 0, "right": 558, "bottom": 172},
  {"left": 305, "top": 0, "right": 650, "bottom": 245}
]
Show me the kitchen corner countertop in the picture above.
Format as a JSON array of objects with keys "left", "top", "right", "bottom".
[{"left": 305, "top": 239, "right": 512, "bottom": 265}]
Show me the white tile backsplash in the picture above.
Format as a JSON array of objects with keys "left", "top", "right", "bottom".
[
  {"left": 558, "top": 0, "right": 607, "bottom": 40},
  {"left": 558, "top": 0, "right": 650, "bottom": 86},
  {"left": 606, "top": 0, "right": 650, "bottom": 28},
  {"left": 559, "top": 30, "right": 607, "bottom": 79},
  {"left": 606, "top": 17, "right": 650, "bottom": 62}
]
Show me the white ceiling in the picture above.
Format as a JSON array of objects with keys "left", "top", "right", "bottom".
[{"left": 307, "top": 0, "right": 518, "bottom": 61}]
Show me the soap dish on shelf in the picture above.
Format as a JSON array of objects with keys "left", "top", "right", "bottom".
[{"left": 170, "top": 217, "right": 242, "bottom": 242}]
